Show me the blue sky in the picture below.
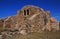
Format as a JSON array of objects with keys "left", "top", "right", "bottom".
[{"left": 0, "top": 0, "right": 60, "bottom": 21}]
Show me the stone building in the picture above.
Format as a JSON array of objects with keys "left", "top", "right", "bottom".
[
  {"left": 0, "top": 5, "right": 59, "bottom": 35},
  {"left": 16, "top": 5, "right": 51, "bottom": 33}
]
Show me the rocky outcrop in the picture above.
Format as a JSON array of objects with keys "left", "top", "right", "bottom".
[
  {"left": 0, "top": 5, "right": 59, "bottom": 35},
  {"left": 0, "top": 18, "right": 6, "bottom": 30},
  {"left": 50, "top": 17, "right": 59, "bottom": 31},
  {"left": 3, "top": 16, "right": 18, "bottom": 30}
]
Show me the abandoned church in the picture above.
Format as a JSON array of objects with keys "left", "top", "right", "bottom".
[{"left": 0, "top": 5, "right": 60, "bottom": 35}]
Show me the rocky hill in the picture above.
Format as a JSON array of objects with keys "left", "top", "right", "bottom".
[{"left": 0, "top": 5, "right": 59, "bottom": 35}]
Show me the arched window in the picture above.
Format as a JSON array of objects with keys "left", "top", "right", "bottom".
[
  {"left": 24, "top": 10, "right": 26, "bottom": 15},
  {"left": 24, "top": 9, "right": 30, "bottom": 16},
  {"left": 27, "top": 9, "right": 29, "bottom": 15}
]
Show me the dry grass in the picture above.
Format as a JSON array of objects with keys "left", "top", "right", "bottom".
[{"left": 11, "top": 31, "right": 60, "bottom": 39}]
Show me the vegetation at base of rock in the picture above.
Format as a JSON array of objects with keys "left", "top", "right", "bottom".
[{"left": 11, "top": 31, "right": 60, "bottom": 39}]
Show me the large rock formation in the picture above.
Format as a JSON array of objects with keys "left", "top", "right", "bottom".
[
  {"left": 17, "top": 5, "right": 46, "bottom": 32},
  {"left": 0, "top": 5, "right": 59, "bottom": 35}
]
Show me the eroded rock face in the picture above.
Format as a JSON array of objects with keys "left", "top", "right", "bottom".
[
  {"left": 3, "top": 16, "right": 18, "bottom": 30},
  {"left": 50, "top": 18, "right": 59, "bottom": 31},
  {"left": 0, "top": 5, "right": 59, "bottom": 35},
  {"left": 0, "top": 18, "right": 6, "bottom": 30},
  {"left": 44, "top": 11, "right": 51, "bottom": 31},
  {"left": 16, "top": 5, "right": 48, "bottom": 32}
]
